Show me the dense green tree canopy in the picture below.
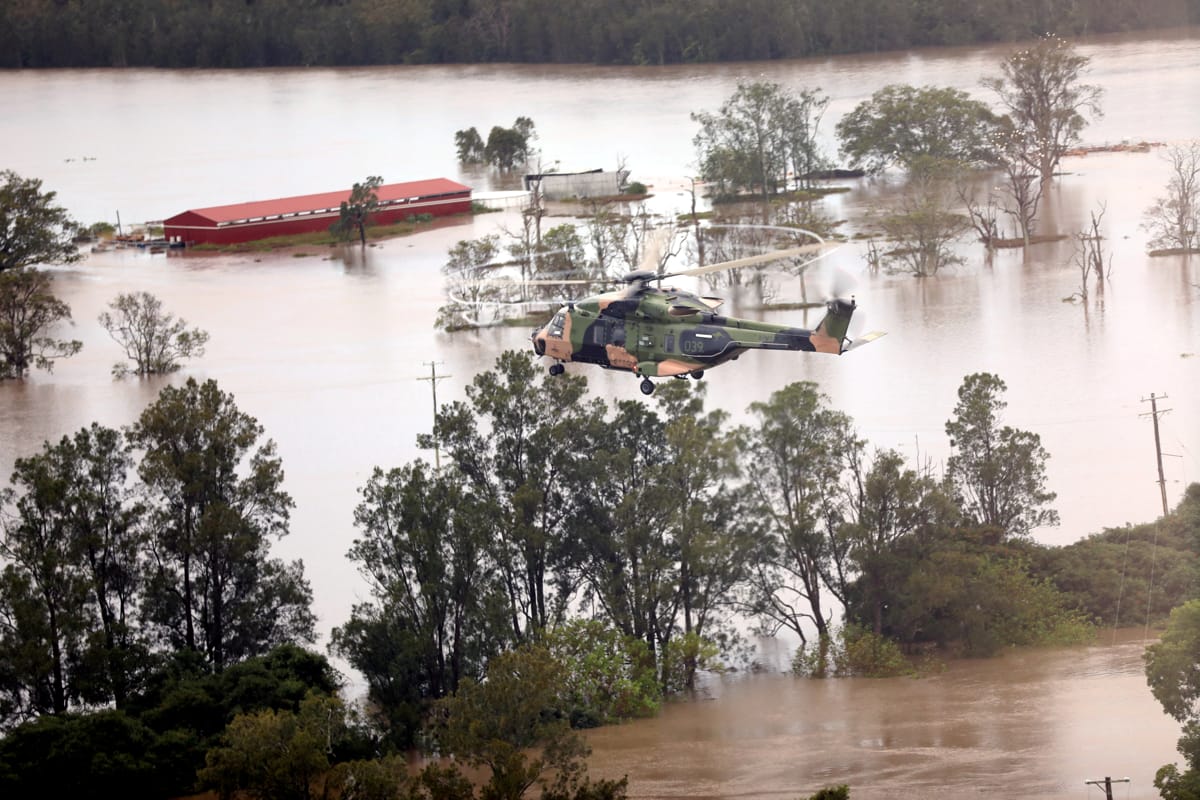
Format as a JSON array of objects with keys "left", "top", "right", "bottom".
[
  {"left": 2, "top": 0, "right": 1194, "bottom": 67},
  {"left": 692, "top": 81, "right": 829, "bottom": 201},
  {"left": 835, "top": 84, "right": 1000, "bottom": 174},
  {"left": 0, "top": 171, "right": 80, "bottom": 273},
  {"left": 944, "top": 372, "right": 1058, "bottom": 538},
  {"left": 128, "top": 378, "right": 315, "bottom": 670}
]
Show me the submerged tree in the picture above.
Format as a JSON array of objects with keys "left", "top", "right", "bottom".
[
  {"left": 1142, "top": 142, "right": 1200, "bottom": 255},
  {"left": 874, "top": 159, "right": 970, "bottom": 277},
  {"left": 836, "top": 84, "right": 999, "bottom": 174},
  {"left": 332, "top": 175, "right": 382, "bottom": 246},
  {"left": 693, "top": 81, "right": 829, "bottom": 201},
  {"left": 983, "top": 35, "right": 1102, "bottom": 186},
  {"left": 0, "top": 266, "right": 82, "bottom": 379},
  {"left": 99, "top": 291, "right": 209, "bottom": 378},
  {"left": 454, "top": 127, "right": 487, "bottom": 163}
]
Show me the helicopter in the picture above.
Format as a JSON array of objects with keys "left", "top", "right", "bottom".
[{"left": 528, "top": 241, "right": 885, "bottom": 396}]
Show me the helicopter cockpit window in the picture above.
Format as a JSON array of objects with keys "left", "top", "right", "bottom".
[{"left": 548, "top": 312, "right": 566, "bottom": 339}]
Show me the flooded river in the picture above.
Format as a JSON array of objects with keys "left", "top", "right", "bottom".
[{"left": 3, "top": 27, "right": 1200, "bottom": 798}]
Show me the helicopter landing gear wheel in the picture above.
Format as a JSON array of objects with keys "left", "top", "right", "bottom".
[
  {"left": 639, "top": 377, "right": 655, "bottom": 396},
  {"left": 549, "top": 363, "right": 565, "bottom": 376},
  {"left": 690, "top": 370, "right": 705, "bottom": 380}
]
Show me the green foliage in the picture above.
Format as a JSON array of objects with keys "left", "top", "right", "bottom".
[
  {"left": 432, "top": 644, "right": 591, "bottom": 800},
  {"left": 0, "top": 170, "right": 81, "bottom": 272},
  {"left": 542, "top": 619, "right": 660, "bottom": 726},
  {"left": 793, "top": 626, "right": 915, "bottom": 678},
  {"left": 624, "top": 181, "right": 648, "bottom": 196},
  {"left": 1035, "top": 501, "right": 1200, "bottom": 628},
  {"left": 455, "top": 127, "right": 487, "bottom": 163},
  {"left": 741, "top": 381, "right": 861, "bottom": 645},
  {"left": 199, "top": 692, "right": 344, "bottom": 800},
  {"left": 1146, "top": 594, "right": 1200, "bottom": 797},
  {"left": 0, "top": 644, "right": 342, "bottom": 799},
  {"left": 659, "top": 632, "right": 724, "bottom": 694},
  {"left": 422, "top": 351, "right": 603, "bottom": 640},
  {"left": 128, "top": 378, "right": 315, "bottom": 669},
  {"left": 331, "top": 461, "right": 509, "bottom": 748},
  {"left": 944, "top": 373, "right": 1058, "bottom": 538},
  {"left": 98, "top": 291, "right": 209, "bottom": 377},
  {"left": 436, "top": 234, "right": 503, "bottom": 331},
  {"left": 0, "top": 710, "right": 168, "bottom": 800},
  {"left": 0, "top": 424, "right": 147, "bottom": 719},
  {"left": 0, "top": 266, "right": 83, "bottom": 378},
  {"left": 861, "top": 526, "right": 1094, "bottom": 656},
  {"left": 484, "top": 119, "right": 537, "bottom": 169},
  {"left": 982, "top": 34, "right": 1103, "bottom": 185},
  {"left": 872, "top": 160, "right": 970, "bottom": 277},
  {"left": 692, "top": 81, "right": 829, "bottom": 201},
  {"left": 1146, "top": 600, "right": 1200, "bottom": 723},
  {"left": 332, "top": 175, "right": 383, "bottom": 245},
  {"left": 836, "top": 84, "right": 999, "bottom": 174}
]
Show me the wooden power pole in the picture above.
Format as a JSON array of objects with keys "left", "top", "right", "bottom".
[
  {"left": 418, "top": 361, "right": 451, "bottom": 471},
  {"left": 1140, "top": 392, "right": 1171, "bottom": 516},
  {"left": 1085, "top": 776, "right": 1129, "bottom": 800}
]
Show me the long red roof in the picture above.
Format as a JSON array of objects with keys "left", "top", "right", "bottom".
[{"left": 180, "top": 178, "right": 471, "bottom": 224}]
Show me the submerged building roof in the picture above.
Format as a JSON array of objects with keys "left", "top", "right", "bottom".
[{"left": 176, "top": 178, "right": 472, "bottom": 226}]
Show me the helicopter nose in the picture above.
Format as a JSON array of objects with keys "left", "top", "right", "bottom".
[{"left": 531, "top": 328, "right": 546, "bottom": 356}]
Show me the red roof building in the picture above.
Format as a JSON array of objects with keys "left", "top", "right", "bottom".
[{"left": 163, "top": 178, "right": 472, "bottom": 245}]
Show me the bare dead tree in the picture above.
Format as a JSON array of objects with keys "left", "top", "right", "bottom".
[
  {"left": 1142, "top": 141, "right": 1200, "bottom": 255},
  {"left": 957, "top": 181, "right": 1001, "bottom": 249},
  {"left": 1068, "top": 203, "right": 1112, "bottom": 302}
]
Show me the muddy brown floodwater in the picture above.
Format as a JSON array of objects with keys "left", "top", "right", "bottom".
[
  {"left": 585, "top": 632, "right": 1178, "bottom": 799},
  {"left": 3, "top": 26, "right": 1200, "bottom": 798}
]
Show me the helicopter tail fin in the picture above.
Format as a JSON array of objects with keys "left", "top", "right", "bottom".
[{"left": 812, "top": 298, "right": 857, "bottom": 354}]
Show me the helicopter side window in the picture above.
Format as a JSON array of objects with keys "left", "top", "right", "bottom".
[
  {"left": 548, "top": 312, "right": 566, "bottom": 339},
  {"left": 664, "top": 334, "right": 675, "bottom": 353}
]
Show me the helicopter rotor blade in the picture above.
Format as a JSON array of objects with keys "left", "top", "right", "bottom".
[{"left": 660, "top": 241, "right": 832, "bottom": 282}]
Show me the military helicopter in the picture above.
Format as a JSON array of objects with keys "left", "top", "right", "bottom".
[{"left": 528, "top": 238, "right": 885, "bottom": 396}]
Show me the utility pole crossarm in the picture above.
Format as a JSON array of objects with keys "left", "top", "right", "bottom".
[{"left": 1084, "top": 776, "right": 1129, "bottom": 800}]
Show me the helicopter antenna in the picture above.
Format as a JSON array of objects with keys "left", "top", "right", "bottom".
[{"left": 418, "top": 361, "right": 452, "bottom": 471}]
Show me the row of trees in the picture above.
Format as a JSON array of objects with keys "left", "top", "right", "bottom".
[
  {"left": 333, "top": 352, "right": 1197, "bottom": 751},
  {"left": 5, "top": 356, "right": 1198, "bottom": 795},
  {"left": 690, "top": 36, "right": 1198, "bottom": 282},
  {"left": 692, "top": 36, "right": 1103, "bottom": 271},
  {"left": 4, "top": 0, "right": 1197, "bottom": 68},
  {"left": 456, "top": 117, "right": 538, "bottom": 170},
  {"left": 0, "top": 378, "right": 315, "bottom": 725}
]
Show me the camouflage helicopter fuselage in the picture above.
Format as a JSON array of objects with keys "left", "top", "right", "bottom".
[{"left": 530, "top": 272, "right": 860, "bottom": 394}]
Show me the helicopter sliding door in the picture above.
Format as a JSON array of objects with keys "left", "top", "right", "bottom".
[{"left": 577, "top": 317, "right": 628, "bottom": 367}]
